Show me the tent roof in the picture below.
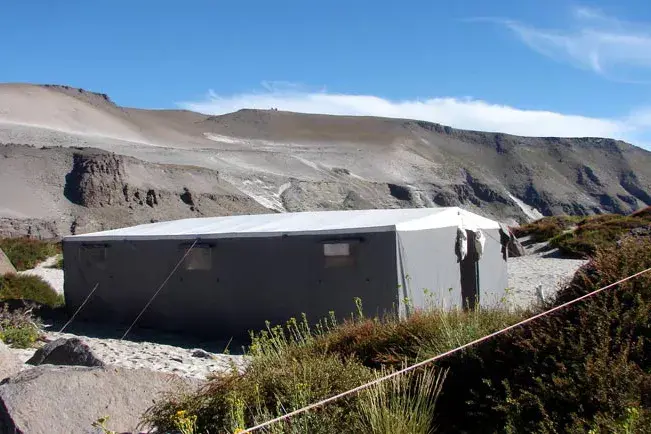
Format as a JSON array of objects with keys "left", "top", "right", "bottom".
[{"left": 65, "top": 207, "right": 501, "bottom": 241}]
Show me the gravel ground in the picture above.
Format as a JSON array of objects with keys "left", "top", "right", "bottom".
[
  {"left": 507, "top": 238, "right": 589, "bottom": 309},
  {"left": 14, "top": 331, "right": 248, "bottom": 380}
]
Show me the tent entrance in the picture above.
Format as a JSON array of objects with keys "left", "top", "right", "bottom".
[{"left": 460, "top": 230, "right": 480, "bottom": 310}]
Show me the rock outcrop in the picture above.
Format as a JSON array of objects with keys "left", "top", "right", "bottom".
[
  {"left": 0, "top": 365, "right": 201, "bottom": 434},
  {"left": 26, "top": 337, "right": 104, "bottom": 368},
  {"left": 0, "top": 145, "right": 270, "bottom": 239}
]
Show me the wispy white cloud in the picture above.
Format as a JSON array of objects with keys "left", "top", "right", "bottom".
[
  {"left": 498, "top": 7, "right": 651, "bottom": 82},
  {"left": 178, "top": 83, "right": 651, "bottom": 148}
]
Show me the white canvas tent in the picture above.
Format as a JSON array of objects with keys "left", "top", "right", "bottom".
[{"left": 63, "top": 207, "right": 509, "bottom": 338}]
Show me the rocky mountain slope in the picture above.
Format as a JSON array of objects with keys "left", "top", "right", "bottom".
[{"left": 1, "top": 83, "right": 650, "bottom": 238}]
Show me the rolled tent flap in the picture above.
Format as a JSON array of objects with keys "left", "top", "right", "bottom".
[
  {"left": 456, "top": 226, "right": 468, "bottom": 262},
  {"left": 456, "top": 224, "right": 485, "bottom": 261},
  {"left": 474, "top": 229, "right": 486, "bottom": 260}
]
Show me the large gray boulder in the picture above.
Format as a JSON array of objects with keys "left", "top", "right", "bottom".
[
  {"left": 0, "top": 341, "right": 21, "bottom": 382},
  {"left": 0, "top": 248, "right": 15, "bottom": 276},
  {"left": 0, "top": 365, "right": 202, "bottom": 434},
  {"left": 26, "top": 337, "right": 104, "bottom": 368}
]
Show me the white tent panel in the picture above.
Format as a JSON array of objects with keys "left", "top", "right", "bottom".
[
  {"left": 395, "top": 226, "right": 463, "bottom": 311},
  {"left": 67, "top": 207, "right": 494, "bottom": 241},
  {"left": 395, "top": 208, "right": 500, "bottom": 232}
]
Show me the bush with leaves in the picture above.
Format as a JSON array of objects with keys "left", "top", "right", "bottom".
[
  {"left": 0, "top": 237, "right": 60, "bottom": 271},
  {"left": 549, "top": 215, "right": 650, "bottom": 258},
  {"left": 431, "top": 236, "right": 651, "bottom": 432},
  {"left": 143, "top": 299, "right": 522, "bottom": 433},
  {"left": 511, "top": 215, "right": 583, "bottom": 241},
  {"left": 0, "top": 273, "right": 63, "bottom": 308}
]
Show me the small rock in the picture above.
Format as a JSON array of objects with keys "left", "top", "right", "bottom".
[
  {"left": 26, "top": 337, "right": 104, "bottom": 367},
  {"left": 191, "top": 349, "right": 213, "bottom": 359}
]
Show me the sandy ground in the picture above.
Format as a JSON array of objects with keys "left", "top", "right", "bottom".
[
  {"left": 507, "top": 237, "right": 589, "bottom": 308},
  {"left": 4, "top": 250, "right": 589, "bottom": 380},
  {"left": 508, "top": 253, "right": 588, "bottom": 309},
  {"left": 18, "top": 256, "right": 64, "bottom": 294},
  {"left": 13, "top": 331, "right": 248, "bottom": 380},
  {"left": 10, "top": 256, "right": 249, "bottom": 380}
]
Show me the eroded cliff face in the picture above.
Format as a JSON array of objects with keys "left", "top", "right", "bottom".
[
  {"left": 0, "top": 146, "right": 270, "bottom": 238},
  {"left": 2, "top": 139, "right": 650, "bottom": 239},
  {"left": 64, "top": 153, "right": 127, "bottom": 208}
]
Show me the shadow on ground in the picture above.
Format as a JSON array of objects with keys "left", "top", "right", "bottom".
[{"left": 5, "top": 299, "right": 246, "bottom": 355}]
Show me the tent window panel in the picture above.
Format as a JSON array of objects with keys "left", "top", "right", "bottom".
[
  {"left": 184, "top": 246, "right": 212, "bottom": 271},
  {"left": 79, "top": 244, "right": 109, "bottom": 269},
  {"left": 323, "top": 242, "right": 356, "bottom": 268}
]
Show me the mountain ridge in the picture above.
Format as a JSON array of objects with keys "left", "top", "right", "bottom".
[{"left": 0, "top": 83, "right": 650, "bottom": 239}]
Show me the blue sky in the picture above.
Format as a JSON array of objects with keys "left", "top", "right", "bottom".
[{"left": 2, "top": 0, "right": 651, "bottom": 147}]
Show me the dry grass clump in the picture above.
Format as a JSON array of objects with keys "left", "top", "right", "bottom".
[
  {"left": 308, "top": 305, "right": 524, "bottom": 369},
  {"left": 357, "top": 366, "right": 447, "bottom": 434},
  {"left": 630, "top": 205, "right": 651, "bottom": 219},
  {"left": 0, "top": 303, "right": 43, "bottom": 348}
]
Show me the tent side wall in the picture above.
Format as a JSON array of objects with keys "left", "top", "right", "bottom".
[
  {"left": 396, "top": 226, "right": 463, "bottom": 311},
  {"left": 395, "top": 226, "right": 508, "bottom": 312},
  {"left": 476, "top": 228, "right": 509, "bottom": 308},
  {"left": 62, "top": 231, "right": 399, "bottom": 338}
]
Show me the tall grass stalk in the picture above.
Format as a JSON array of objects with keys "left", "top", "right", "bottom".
[
  {"left": 417, "top": 306, "right": 522, "bottom": 358},
  {"left": 358, "top": 366, "right": 448, "bottom": 434}
]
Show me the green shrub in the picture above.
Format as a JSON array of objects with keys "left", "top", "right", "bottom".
[
  {"left": 0, "top": 304, "right": 43, "bottom": 348},
  {"left": 432, "top": 236, "right": 651, "bottom": 432},
  {"left": 511, "top": 215, "right": 582, "bottom": 242},
  {"left": 0, "top": 238, "right": 61, "bottom": 271},
  {"left": 143, "top": 237, "right": 651, "bottom": 433},
  {"left": 549, "top": 215, "right": 649, "bottom": 258},
  {"left": 143, "top": 300, "right": 523, "bottom": 433},
  {"left": 0, "top": 273, "right": 63, "bottom": 307},
  {"left": 143, "top": 353, "right": 373, "bottom": 433}
]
